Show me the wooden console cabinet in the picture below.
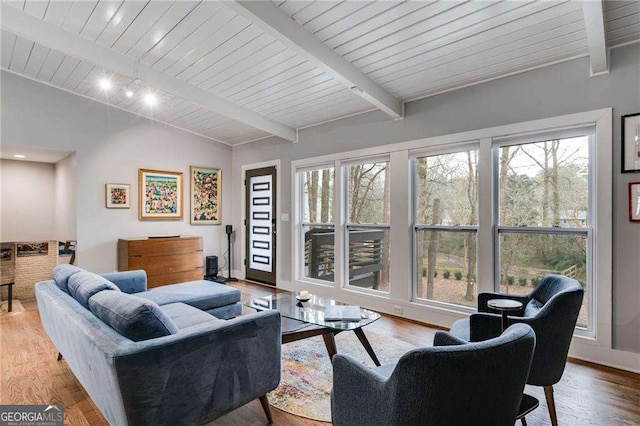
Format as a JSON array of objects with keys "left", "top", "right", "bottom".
[{"left": 118, "top": 236, "right": 204, "bottom": 288}]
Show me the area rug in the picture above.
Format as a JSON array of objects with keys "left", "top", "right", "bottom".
[{"left": 269, "top": 330, "right": 416, "bottom": 422}]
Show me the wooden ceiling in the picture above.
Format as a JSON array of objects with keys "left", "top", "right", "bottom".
[{"left": 1, "top": 1, "right": 639, "bottom": 145}]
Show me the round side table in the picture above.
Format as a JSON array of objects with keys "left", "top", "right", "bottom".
[{"left": 487, "top": 299, "right": 523, "bottom": 332}]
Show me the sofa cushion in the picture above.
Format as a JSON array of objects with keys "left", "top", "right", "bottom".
[
  {"left": 68, "top": 271, "right": 121, "bottom": 309},
  {"left": 52, "top": 264, "right": 84, "bottom": 294},
  {"left": 135, "top": 280, "right": 241, "bottom": 311},
  {"left": 160, "top": 303, "right": 220, "bottom": 330},
  {"left": 88, "top": 291, "right": 178, "bottom": 342}
]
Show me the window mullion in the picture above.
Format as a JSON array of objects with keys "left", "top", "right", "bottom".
[
  {"left": 478, "top": 138, "right": 495, "bottom": 294},
  {"left": 334, "top": 160, "right": 344, "bottom": 290}
]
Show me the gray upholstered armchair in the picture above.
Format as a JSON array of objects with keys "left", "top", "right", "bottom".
[
  {"left": 331, "top": 323, "right": 536, "bottom": 426},
  {"left": 450, "top": 275, "right": 584, "bottom": 426}
]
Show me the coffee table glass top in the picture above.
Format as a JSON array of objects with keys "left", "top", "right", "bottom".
[{"left": 245, "top": 291, "right": 381, "bottom": 331}]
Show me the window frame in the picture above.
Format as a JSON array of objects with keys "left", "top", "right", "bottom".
[
  {"left": 343, "top": 157, "right": 391, "bottom": 295},
  {"left": 491, "top": 133, "right": 595, "bottom": 336},
  {"left": 410, "top": 146, "right": 480, "bottom": 310}
]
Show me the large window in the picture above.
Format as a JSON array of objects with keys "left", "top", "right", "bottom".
[
  {"left": 414, "top": 149, "right": 478, "bottom": 308},
  {"left": 301, "top": 166, "right": 335, "bottom": 282},
  {"left": 496, "top": 135, "right": 591, "bottom": 329},
  {"left": 293, "top": 109, "right": 610, "bottom": 344},
  {"left": 345, "top": 160, "right": 390, "bottom": 293}
]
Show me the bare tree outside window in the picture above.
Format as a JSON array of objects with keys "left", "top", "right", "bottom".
[
  {"left": 415, "top": 150, "right": 478, "bottom": 307},
  {"left": 498, "top": 136, "right": 590, "bottom": 328}
]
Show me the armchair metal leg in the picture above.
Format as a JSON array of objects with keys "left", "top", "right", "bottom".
[
  {"left": 57, "top": 352, "right": 63, "bottom": 361},
  {"left": 259, "top": 394, "right": 273, "bottom": 424},
  {"left": 544, "top": 386, "right": 559, "bottom": 426},
  {"left": 520, "top": 417, "right": 527, "bottom": 426}
]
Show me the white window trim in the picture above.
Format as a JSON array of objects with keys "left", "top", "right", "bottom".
[{"left": 291, "top": 108, "right": 614, "bottom": 367}]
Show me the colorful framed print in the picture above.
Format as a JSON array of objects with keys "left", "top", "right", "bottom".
[
  {"left": 190, "top": 166, "right": 222, "bottom": 225},
  {"left": 630, "top": 182, "right": 640, "bottom": 222},
  {"left": 105, "top": 183, "right": 130, "bottom": 209},
  {"left": 138, "top": 169, "right": 183, "bottom": 220},
  {"left": 622, "top": 113, "right": 640, "bottom": 173}
]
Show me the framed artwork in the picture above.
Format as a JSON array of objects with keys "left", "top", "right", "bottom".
[
  {"left": 190, "top": 166, "right": 222, "bottom": 225},
  {"left": 105, "top": 183, "right": 130, "bottom": 209},
  {"left": 16, "top": 242, "right": 48, "bottom": 257},
  {"left": 138, "top": 168, "right": 183, "bottom": 220},
  {"left": 622, "top": 113, "right": 640, "bottom": 173},
  {"left": 630, "top": 182, "right": 640, "bottom": 222}
]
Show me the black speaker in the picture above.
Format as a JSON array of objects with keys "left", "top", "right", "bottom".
[
  {"left": 205, "top": 255, "right": 218, "bottom": 278},
  {"left": 225, "top": 225, "right": 233, "bottom": 235}
]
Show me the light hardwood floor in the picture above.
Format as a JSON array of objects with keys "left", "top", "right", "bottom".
[{"left": 1, "top": 280, "right": 638, "bottom": 425}]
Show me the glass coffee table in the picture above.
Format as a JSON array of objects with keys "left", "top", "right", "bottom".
[{"left": 245, "top": 291, "right": 382, "bottom": 366}]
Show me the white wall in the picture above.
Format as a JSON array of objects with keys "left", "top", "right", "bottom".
[
  {"left": 55, "top": 153, "right": 77, "bottom": 241},
  {"left": 0, "top": 159, "right": 56, "bottom": 242},
  {"left": 231, "top": 44, "right": 640, "bottom": 354},
  {"left": 1, "top": 72, "right": 233, "bottom": 273}
]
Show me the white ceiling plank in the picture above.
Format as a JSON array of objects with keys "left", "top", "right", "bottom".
[
  {"left": 79, "top": 1, "right": 123, "bottom": 41},
  {"left": 136, "top": 1, "right": 223, "bottom": 65},
  {"left": 61, "top": 61, "right": 93, "bottom": 90},
  {"left": 357, "top": 1, "right": 571, "bottom": 75},
  {"left": 23, "top": 0, "right": 49, "bottom": 19},
  {"left": 49, "top": 55, "right": 80, "bottom": 86},
  {"left": 336, "top": 1, "right": 483, "bottom": 59},
  {"left": 109, "top": 0, "right": 173, "bottom": 53},
  {"left": 302, "top": 1, "right": 369, "bottom": 35},
  {"left": 187, "top": 33, "right": 275, "bottom": 87},
  {"left": 605, "top": 2, "right": 640, "bottom": 21},
  {"left": 255, "top": 82, "right": 345, "bottom": 116},
  {"left": 166, "top": 16, "right": 255, "bottom": 79},
  {"left": 348, "top": 0, "right": 533, "bottom": 66},
  {"left": 228, "top": 0, "right": 403, "bottom": 118},
  {"left": 313, "top": 1, "right": 403, "bottom": 43},
  {"left": 42, "top": 0, "right": 72, "bottom": 27},
  {"left": 606, "top": 12, "right": 640, "bottom": 31},
  {"left": 213, "top": 53, "right": 305, "bottom": 98},
  {"left": 322, "top": 1, "right": 429, "bottom": 49},
  {"left": 227, "top": 62, "right": 321, "bottom": 103},
  {"left": 62, "top": 0, "right": 98, "bottom": 34},
  {"left": 582, "top": 0, "right": 609, "bottom": 76},
  {"left": 22, "top": 42, "right": 49, "bottom": 78},
  {"left": 95, "top": 0, "right": 148, "bottom": 48},
  {"left": 1, "top": 4, "right": 295, "bottom": 141},
  {"left": 154, "top": 8, "right": 241, "bottom": 73},
  {"left": 35, "top": 48, "right": 64, "bottom": 81},
  {"left": 371, "top": 10, "right": 585, "bottom": 85},
  {"left": 277, "top": 0, "right": 313, "bottom": 18},
  {"left": 389, "top": 38, "right": 587, "bottom": 97},
  {"left": 3, "top": 1, "right": 24, "bottom": 11},
  {"left": 199, "top": 42, "right": 289, "bottom": 91},
  {"left": 8, "top": 36, "right": 33, "bottom": 73},
  {"left": 291, "top": 1, "right": 339, "bottom": 26},
  {"left": 1, "top": 31, "right": 16, "bottom": 69}
]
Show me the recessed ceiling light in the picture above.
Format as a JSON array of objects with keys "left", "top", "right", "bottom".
[
  {"left": 13, "top": 154, "right": 26, "bottom": 159},
  {"left": 125, "top": 90, "right": 134, "bottom": 98},
  {"left": 99, "top": 78, "right": 112, "bottom": 91},
  {"left": 144, "top": 93, "right": 157, "bottom": 107}
]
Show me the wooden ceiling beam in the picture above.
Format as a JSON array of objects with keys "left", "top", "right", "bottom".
[
  {"left": 227, "top": 1, "right": 404, "bottom": 120},
  {"left": 582, "top": 0, "right": 609, "bottom": 76}
]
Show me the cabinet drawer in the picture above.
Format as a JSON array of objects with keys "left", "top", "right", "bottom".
[
  {"left": 125, "top": 237, "right": 202, "bottom": 257},
  {"left": 148, "top": 268, "right": 205, "bottom": 288},
  {"left": 128, "top": 251, "right": 203, "bottom": 276}
]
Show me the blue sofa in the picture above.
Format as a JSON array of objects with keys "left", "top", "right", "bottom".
[{"left": 36, "top": 265, "right": 281, "bottom": 425}]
